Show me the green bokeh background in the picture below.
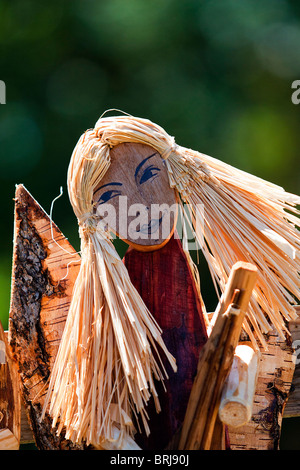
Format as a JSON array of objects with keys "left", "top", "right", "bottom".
[{"left": 0, "top": 0, "right": 299, "bottom": 449}]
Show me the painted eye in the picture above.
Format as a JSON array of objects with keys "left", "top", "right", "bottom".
[
  {"left": 98, "top": 189, "right": 121, "bottom": 204},
  {"left": 139, "top": 165, "right": 160, "bottom": 184}
]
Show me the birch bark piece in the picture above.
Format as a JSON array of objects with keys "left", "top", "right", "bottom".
[
  {"left": 9, "top": 184, "right": 85, "bottom": 449},
  {"left": 283, "top": 306, "right": 300, "bottom": 417},
  {"left": 227, "top": 325, "right": 296, "bottom": 450}
]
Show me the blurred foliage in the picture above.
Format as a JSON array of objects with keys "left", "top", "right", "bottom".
[{"left": 0, "top": 0, "right": 300, "bottom": 448}]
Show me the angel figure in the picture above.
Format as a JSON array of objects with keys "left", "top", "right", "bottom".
[{"left": 35, "top": 112, "right": 300, "bottom": 451}]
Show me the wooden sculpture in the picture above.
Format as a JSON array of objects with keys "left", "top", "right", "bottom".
[{"left": 6, "top": 113, "right": 300, "bottom": 450}]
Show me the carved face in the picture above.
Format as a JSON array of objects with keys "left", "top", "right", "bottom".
[{"left": 93, "top": 142, "right": 178, "bottom": 251}]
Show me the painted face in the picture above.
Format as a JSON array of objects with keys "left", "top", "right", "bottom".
[{"left": 93, "top": 142, "right": 178, "bottom": 251}]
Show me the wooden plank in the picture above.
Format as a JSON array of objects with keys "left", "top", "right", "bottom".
[
  {"left": 9, "top": 184, "right": 85, "bottom": 449},
  {"left": 0, "top": 321, "right": 21, "bottom": 450},
  {"left": 178, "top": 261, "right": 258, "bottom": 450}
]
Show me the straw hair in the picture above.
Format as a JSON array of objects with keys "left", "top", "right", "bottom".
[{"left": 43, "top": 113, "right": 300, "bottom": 448}]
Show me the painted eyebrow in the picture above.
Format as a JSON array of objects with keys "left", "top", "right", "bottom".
[
  {"left": 94, "top": 182, "right": 122, "bottom": 196},
  {"left": 134, "top": 152, "right": 158, "bottom": 180}
]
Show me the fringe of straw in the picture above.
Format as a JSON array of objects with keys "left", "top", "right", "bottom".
[
  {"left": 167, "top": 147, "right": 300, "bottom": 348},
  {"left": 43, "top": 231, "right": 176, "bottom": 447}
]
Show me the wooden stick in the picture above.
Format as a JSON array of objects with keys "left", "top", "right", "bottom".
[
  {"left": 219, "top": 343, "right": 259, "bottom": 427},
  {"left": 178, "top": 261, "right": 258, "bottom": 450},
  {"left": 209, "top": 415, "right": 226, "bottom": 450},
  {"left": 0, "top": 321, "right": 21, "bottom": 450}
]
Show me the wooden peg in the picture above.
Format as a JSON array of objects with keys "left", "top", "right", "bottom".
[{"left": 219, "top": 343, "right": 259, "bottom": 427}]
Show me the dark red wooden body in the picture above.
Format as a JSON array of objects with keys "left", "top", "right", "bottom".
[{"left": 124, "top": 235, "right": 208, "bottom": 449}]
